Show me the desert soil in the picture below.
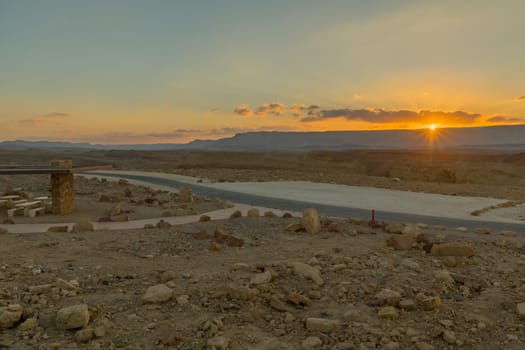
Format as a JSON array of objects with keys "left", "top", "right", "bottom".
[{"left": 1, "top": 211, "right": 525, "bottom": 349}]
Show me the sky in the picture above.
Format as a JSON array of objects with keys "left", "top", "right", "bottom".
[{"left": 1, "top": 0, "right": 524, "bottom": 144}]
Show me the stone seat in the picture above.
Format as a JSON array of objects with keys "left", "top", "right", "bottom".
[
  {"left": 7, "top": 207, "right": 24, "bottom": 217},
  {"left": 28, "top": 207, "right": 45, "bottom": 218}
]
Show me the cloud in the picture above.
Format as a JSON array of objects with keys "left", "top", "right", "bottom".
[
  {"left": 301, "top": 108, "right": 481, "bottom": 125},
  {"left": 147, "top": 129, "right": 202, "bottom": 138},
  {"left": 19, "top": 112, "right": 74, "bottom": 125},
  {"left": 514, "top": 96, "right": 525, "bottom": 101},
  {"left": 487, "top": 116, "right": 525, "bottom": 123},
  {"left": 289, "top": 104, "right": 308, "bottom": 116},
  {"left": 233, "top": 105, "right": 253, "bottom": 117},
  {"left": 255, "top": 103, "right": 285, "bottom": 116}
]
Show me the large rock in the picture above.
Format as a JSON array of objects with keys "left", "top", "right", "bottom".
[
  {"left": 56, "top": 304, "right": 90, "bottom": 330},
  {"left": 301, "top": 208, "right": 320, "bottom": 234},
  {"left": 0, "top": 304, "right": 22, "bottom": 328},
  {"left": 290, "top": 262, "right": 323, "bottom": 285},
  {"left": 178, "top": 187, "right": 194, "bottom": 203},
  {"left": 385, "top": 223, "right": 404, "bottom": 234},
  {"left": 431, "top": 242, "right": 475, "bottom": 257},
  {"left": 142, "top": 284, "right": 173, "bottom": 304}
]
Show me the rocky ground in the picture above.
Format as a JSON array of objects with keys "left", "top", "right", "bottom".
[
  {"left": 1, "top": 209, "right": 525, "bottom": 349},
  {"left": 0, "top": 175, "right": 227, "bottom": 224}
]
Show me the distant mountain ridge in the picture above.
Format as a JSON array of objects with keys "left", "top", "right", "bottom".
[{"left": 1, "top": 124, "right": 524, "bottom": 151}]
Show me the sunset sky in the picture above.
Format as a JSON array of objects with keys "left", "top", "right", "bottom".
[{"left": 1, "top": 0, "right": 524, "bottom": 144}]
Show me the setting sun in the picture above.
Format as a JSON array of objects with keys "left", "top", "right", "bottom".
[{"left": 429, "top": 124, "right": 436, "bottom": 131}]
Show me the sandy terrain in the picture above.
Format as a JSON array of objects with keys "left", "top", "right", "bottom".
[
  {"left": 1, "top": 151, "right": 524, "bottom": 349},
  {"left": 1, "top": 213, "right": 525, "bottom": 349}
]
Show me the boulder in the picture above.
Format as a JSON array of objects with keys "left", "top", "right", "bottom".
[
  {"left": 0, "top": 304, "right": 23, "bottom": 328},
  {"left": 142, "top": 284, "right": 173, "bottom": 304},
  {"left": 229, "top": 210, "right": 242, "bottom": 219},
  {"left": 56, "top": 304, "right": 90, "bottom": 330}
]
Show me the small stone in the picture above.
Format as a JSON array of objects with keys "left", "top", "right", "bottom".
[
  {"left": 474, "top": 227, "right": 490, "bottom": 235},
  {"left": 386, "top": 234, "right": 415, "bottom": 250},
  {"left": 247, "top": 208, "right": 260, "bottom": 217},
  {"left": 56, "top": 304, "right": 90, "bottom": 330},
  {"left": 374, "top": 289, "right": 402, "bottom": 306},
  {"left": 75, "top": 327, "right": 94, "bottom": 343},
  {"left": 287, "top": 292, "right": 312, "bottom": 306},
  {"left": 193, "top": 230, "right": 210, "bottom": 240},
  {"left": 385, "top": 223, "right": 404, "bottom": 234},
  {"left": 71, "top": 221, "right": 94, "bottom": 233},
  {"left": 302, "top": 336, "right": 322, "bottom": 349},
  {"left": 225, "top": 235, "right": 245, "bottom": 247},
  {"left": 456, "top": 227, "right": 468, "bottom": 233},
  {"left": 421, "top": 296, "right": 442, "bottom": 311},
  {"left": 175, "top": 208, "right": 189, "bottom": 216},
  {"left": 199, "top": 215, "right": 211, "bottom": 222},
  {"left": 156, "top": 220, "right": 172, "bottom": 229},
  {"left": 431, "top": 242, "right": 475, "bottom": 257},
  {"left": 442, "top": 256, "right": 457, "bottom": 267},
  {"left": 208, "top": 242, "right": 222, "bottom": 252},
  {"left": 516, "top": 302, "right": 525, "bottom": 320},
  {"left": 291, "top": 262, "right": 323, "bottom": 285},
  {"left": 416, "top": 342, "right": 435, "bottom": 350},
  {"left": 282, "top": 212, "right": 293, "bottom": 218},
  {"left": 384, "top": 342, "right": 400, "bottom": 350},
  {"left": 18, "top": 318, "right": 38, "bottom": 331},
  {"left": 232, "top": 262, "right": 250, "bottom": 271},
  {"left": 305, "top": 318, "right": 340, "bottom": 332},
  {"left": 229, "top": 210, "right": 242, "bottom": 219},
  {"left": 286, "top": 223, "right": 304, "bottom": 232},
  {"left": 47, "top": 225, "right": 69, "bottom": 233},
  {"left": 160, "top": 270, "right": 176, "bottom": 282},
  {"left": 301, "top": 208, "right": 321, "bottom": 234},
  {"left": 93, "top": 325, "right": 106, "bottom": 337},
  {"left": 399, "top": 299, "right": 416, "bottom": 310},
  {"left": 250, "top": 270, "right": 272, "bottom": 285},
  {"left": 176, "top": 295, "right": 190, "bottom": 305},
  {"left": 442, "top": 330, "right": 456, "bottom": 344},
  {"left": 377, "top": 306, "right": 399, "bottom": 319},
  {"left": 142, "top": 284, "right": 173, "bottom": 304},
  {"left": 207, "top": 336, "right": 230, "bottom": 349}
]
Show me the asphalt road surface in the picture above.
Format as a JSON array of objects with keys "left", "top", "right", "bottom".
[{"left": 87, "top": 171, "right": 524, "bottom": 233}]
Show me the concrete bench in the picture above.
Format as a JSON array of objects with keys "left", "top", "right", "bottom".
[
  {"left": 7, "top": 207, "right": 24, "bottom": 217},
  {"left": 28, "top": 207, "right": 45, "bottom": 218}
]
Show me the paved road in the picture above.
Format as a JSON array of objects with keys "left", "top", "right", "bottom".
[{"left": 87, "top": 171, "right": 525, "bottom": 233}]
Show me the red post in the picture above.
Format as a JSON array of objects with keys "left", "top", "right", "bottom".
[{"left": 371, "top": 209, "right": 376, "bottom": 229}]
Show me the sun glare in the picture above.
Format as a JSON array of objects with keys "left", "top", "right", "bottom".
[{"left": 429, "top": 124, "right": 436, "bottom": 131}]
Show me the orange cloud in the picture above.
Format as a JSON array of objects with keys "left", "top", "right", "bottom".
[
  {"left": 233, "top": 105, "right": 253, "bottom": 117},
  {"left": 19, "top": 112, "right": 74, "bottom": 125},
  {"left": 255, "top": 103, "right": 285, "bottom": 116}
]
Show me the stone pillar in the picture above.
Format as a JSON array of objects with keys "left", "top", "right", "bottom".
[{"left": 50, "top": 160, "right": 74, "bottom": 215}]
